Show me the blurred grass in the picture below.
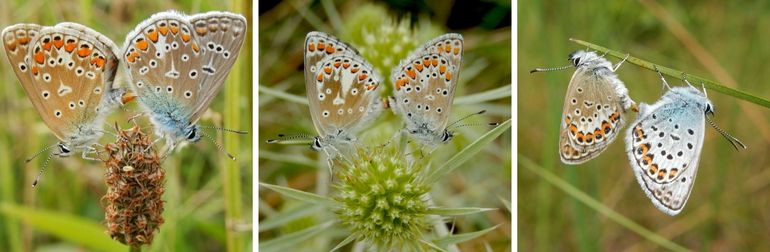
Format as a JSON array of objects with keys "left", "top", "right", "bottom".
[
  {"left": 520, "top": 0, "right": 770, "bottom": 251},
  {"left": 258, "top": 0, "right": 511, "bottom": 251},
  {"left": 0, "top": 0, "right": 252, "bottom": 251}
]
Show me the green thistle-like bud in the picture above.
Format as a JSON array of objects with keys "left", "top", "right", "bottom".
[
  {"left": 103, "top": 125, "right": 165, "bottom": 247},
  {"left": 341, "top": 4, "right": 442, "bottom": 96},
  {"left": 333, "top": 145, "right": 430, "bottom": 249}
]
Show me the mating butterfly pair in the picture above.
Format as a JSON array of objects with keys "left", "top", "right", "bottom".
[
  {"left": 2, "top": 10, "right": 247, "bottom": 186},
  {"left": 269, "top": 31, "right": 466, "bottom": 158},
  {"left": 533, "top": 51, "right": 744, "bottom": 216}
]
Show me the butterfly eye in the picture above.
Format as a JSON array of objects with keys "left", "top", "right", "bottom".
[
  {"left": 186, "top": 128, "right": 199, "bottom": 141},
  {"left": 58, "top": 144, "right": 71, "bottom": 154},
  {"left": 572, "top": 57, "right": 581, "bottom": 66}
]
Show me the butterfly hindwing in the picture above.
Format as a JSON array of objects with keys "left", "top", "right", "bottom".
[
  {"left": 303, "top": 32, "right": 381, "bottom": 140},
  {"left": 390, "top": 33, "right": 463, "bottom": 145},
  {"left": 3, "top": 23, "right": 120, "bottom": 145},
  {"left": 558, "top": 51, "right": 633, "bottom": 164},
  {"left": 626, "top": 86, "right": 708, "bottom": 215}
]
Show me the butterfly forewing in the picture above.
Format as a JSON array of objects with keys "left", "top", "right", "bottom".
[
  {"left": 3, "top": 23, "right": 119, "bottom": 142},
  {"left": 391, "top": 33, "right": 463, "bottom": 140},
  {"left": 559, "top": 67, "right": 627, "bottom": 163},
  {"left": 186, "top": 12, "right": 247, "bottom": 123},
  {"left": 625, "top": 87, "right": 707, "bottom": 215}
]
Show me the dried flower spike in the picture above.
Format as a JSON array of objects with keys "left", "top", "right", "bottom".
[{"left": 103, "top": 124, "right": 165, "bottom": 247}]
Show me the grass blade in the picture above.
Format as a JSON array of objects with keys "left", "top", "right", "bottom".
[
  {"left": 259, "top": 183, "right": 336, "bottom": 207},
  {"left": 259, "top": 84, "right": 308, "bottom": 105},
  {"left": 0, "top": 203, "right": 126, "bottom": 251},
  {"left": 258, "top": 203, "right": 324, "bottom": 231},
  {"left": 419, "top": 239, "right": 448, "bottom": 252},
  {"left": 569, "top": 38, "right": 770, "bottom": 109},
  {"left": 330, "top": 234, "right": 357, "bottom": 252},
  {"left": 433, "top": 225, "right": 499, "bottom": 248},
  {"left": 519, "top": 155, "right": 689, "bottom": 252},
  {"left": 426, "top": 207, "right": 496, "bottom": 216},
  {"left": 259, "top": 221, "right": 334, "bottom": 252},
  {"left": 426, "top": 118, "right": 511, "bottom": 184},
  {"left": 454, "top": 84, "right": 511, "bottom": 105}
]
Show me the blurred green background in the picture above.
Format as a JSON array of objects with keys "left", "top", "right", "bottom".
[
  {"left": 0, "top": 0, "right": 252, "bottom": 251},
  {"left": 258, "top": 0, "right": 511, "bottom": 251},
  {"left": 520, "top": 0, "right": 770, "bottom": 251}
]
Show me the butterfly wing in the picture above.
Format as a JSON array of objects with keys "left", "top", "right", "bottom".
[
  {"left": 390, "top": 33, "right": 463, "bottom": 142},
  {"left": 3, "top": 23, "right": 119, "bottom": 144},
  {"left": 559, "top": 66, "right": 628, "bottom": 164},
  {"left": 303, "top": 31, "right": 380, "bottom": 138},
  {"left": 625, "top": 94, "right": 705, "bottom": 216},
  {"left": 185, "top": 12, "right": 247, "bottom": 123},
  {"left": 123, "top": 11, "right": 246, "bottom": 130}
]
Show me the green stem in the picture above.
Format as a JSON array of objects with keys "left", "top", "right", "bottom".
[
  {"left": 221, "top": 1, "right": 248, "bottom": 252},
  {"left": 519, "top": 155, "right": 689, "bottom": 252},
  {"left": 569, "top": 38, "right": 770, "bottom": 109},
  {"left": 130, "top": 246, "right": 141, "bottom": 252}
]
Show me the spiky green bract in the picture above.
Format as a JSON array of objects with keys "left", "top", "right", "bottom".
[{"left": 333, "top": 145, "right": 430, "bottom": 250}]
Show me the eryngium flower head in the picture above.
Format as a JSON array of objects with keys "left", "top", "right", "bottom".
[
  {"left": 103, "top": 125, "right": 165, "bottom": 246},
  {"left": 333, "top": 146, "right": 430, "bottom": 249}
]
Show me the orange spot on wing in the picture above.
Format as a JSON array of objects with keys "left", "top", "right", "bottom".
[
  {"left": 34, "top": 51, "right": 44, "bottom": 64},
  {"left": 431, "top": 58, "right": 438, "bottom": 66},
  {"left": 317, "top": 42, "right": 325, "bottom": 51},
  {"left": 358, "top": 73, "right": 368, "bottom": 81},
  {"left": 453, "top": 47, "right": 460, "bottom": 55},
  {"left": 7, "top": 43, "right": 17, "bottom": 52},
  {"left": 31, "top": 65, "right": 38, "bottom": 75},
  {"left": 308, "top": 42, "right": 315, "bottom": 52},
  {"left": 127, "top": 51, "right": 140, "bottom": 63},
  {"left": 413, "top": 63, "right": 423, "bottom": 72},
  {"left": 146, "top": 30, "right": 159, "bottom": 42},
  {"left": 317, "top": 73, "right": 323, "bottom": 82},
  {"left": 445, "top": 71, "right": 452, "bottom": 81},
  {"left": 325, "top": 44, "right": 335, "bottom": 54},
  {"left": 17, "top": 37, "right": 31, "bottom": 45},
  {"left": 169, "top": 26, "right": 179, "bottom": 34},
  {"left": 191, "top": 42, "right": 200, "bottom": 53},
  {"left": 342, "top": 63, "right": 350, "bottom": 68},
  {"left": 64, "top": 41, "right": 76, "bottom": 52},
  {"left": 395, "top": 79, "right": 407, "bottom": 90},
  {"left": 53, "top": 37, "right": 64, "bottom": 49},
  {"left": 333, "top": 61, "right": 341, "bottom": 68},
  {"left": 445, "top": 44, "right": 451, "bottom": 53},
  {"left": 351, "top": 67, "right": 359, "bottom": 73},
  {"left": 439, "top": 64, "right": 446, "bottom": 74},
  {"left": 182, "top": 34, "right": 191, "bottom": 42},
  {"left": 158, "top": 26, "right": 169, "bottom": 36},
  {"left": 136, "top": 39, "right": 149, "bottom": 51},
  {"left": 569, "top": 124, "right": 577, "bottom": 134},
  {"left": 42, "top": 41, "right": 53, "bottom": 51},
  {"left": 649, "top": 164, "right": 659, "bottom": 174},
  {"left": 324, "top": 67, "right": 332, "bottom": 74},
  {"left": 367, "top": 84, "right": 376, "bottom": 90},
  {"left": 406, "top": 69, "right": 416, "bottom": 79},
  {"left": 423, "top": 58, "right": 430, "bottom": 66},
  {"left": 78, "top": 47, "right": 91, "bottom": 58}
]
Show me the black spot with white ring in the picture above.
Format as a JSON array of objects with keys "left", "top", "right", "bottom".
[
  {"left": 166, "top": 86, "right": 173, "bottom": 93},
  {"left": 189, "top": 70, "right": 198, "bottom": 79},
  {"left": 184, "top": 90, "right": 193, "bottom": 98}
]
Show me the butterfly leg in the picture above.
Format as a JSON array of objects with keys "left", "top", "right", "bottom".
[
  {"left": 81, "top": 146, "right": 102, "bottom": 161},
  {"left": 612, "top": 53, "right": 630, "bottom": 72},
  {"left": 653, "top": 65, "right": 672, "bottom": 90}
]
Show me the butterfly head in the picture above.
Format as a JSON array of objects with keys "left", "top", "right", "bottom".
[
  {"left": 673, "top": 86, "right": 714, "bottom": 115},
  {"left": 184, "top": 124, "right": 201, "bottom": 143},
  {"left": 57, "top": 143, "right": 73, "bottom": 157},
  {"left": 568, "top": 50, "right": 612, "bottom": 70}
]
